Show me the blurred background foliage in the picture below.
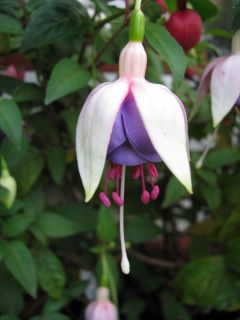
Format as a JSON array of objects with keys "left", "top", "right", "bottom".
[{"left": 0, "top": 0, "right": 240, "bottom": 319}]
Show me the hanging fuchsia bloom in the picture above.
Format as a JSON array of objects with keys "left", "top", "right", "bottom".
[
  {"left": 76, "top": 6, "right": 192, "bottom": 274},
  {"left": 194, "top": 29, "right": 240, "bottom": 127},
  {"left": 85, "top": 287, "right": 118, "bottom": 320}
]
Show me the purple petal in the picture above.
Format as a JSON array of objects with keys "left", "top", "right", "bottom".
[
  {"left": 121, "top": 94, "right": 159, "bottom": 155},
  {"left": 108, "top": 141, "right": 147, "bottom": 165},
  {"left": 107, "top": 94, "right": 161, "bottom": 165},
  {"left": 107, "top": 109, "right": 126, "bottom": 154}
]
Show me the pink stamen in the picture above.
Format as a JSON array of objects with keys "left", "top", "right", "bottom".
[
  {"left": 109, "top": 165, "right": 117, "bottom": 180},
  {"left": 140, "top": 165, "right": 146, "bottom": 191},
  {"left": 147, "top": 164, "right": 160, "bottom": 201},
  {"left": 104, "top": 163, "right": 112, "bottom": 194},
  {"left": 139, "top": 165, "right": 150, "bottom": 204},
  {"left": 151, "top": 185, "right": 160, "bottom": 200},
  {"left": 112, "top": 191, "right": 124, "bottom": 206},
  {"left": 141, "top": 190, "right": 150, "bottom": 204},
  {"left": 132, "top": 165, "right": 141, "bottom": 180},
  {"left": 99, "top": 192, "right": 111, "bottom": 207},
  {"left": 112, "top": 165, "right": 124, "bottom": 206},
  {"left": 116, "top": 165, "right": 121, "bottom": 194},
  {"left": 147, "top": 163, "right": 158, "bottom": 178}
]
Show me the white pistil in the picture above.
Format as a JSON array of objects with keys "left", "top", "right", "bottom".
[{"left": 120, "top": 165, "right": 130, "bottom": 274}]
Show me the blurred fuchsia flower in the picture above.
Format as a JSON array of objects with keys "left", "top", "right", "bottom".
[
  {"left": 194, "top": 29, "right": 240, "bottom": 127},
  {"left": 4, "top": 64, "right": 24, "bottom": 80},
  {"left": 156, "top": 0, "right": 168, "bottom": 13},
  {"left": 85, "top": 287, "right": 118, "bottom": 320},
  {"left": 76, "top": 3, "right": 192, "bottom": 274}
]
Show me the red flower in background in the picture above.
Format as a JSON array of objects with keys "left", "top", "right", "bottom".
[{"left": 166, "top": 8, "right": 202, "bottom": 52}]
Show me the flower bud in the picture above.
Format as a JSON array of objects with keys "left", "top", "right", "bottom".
[
  {"left": 166, "top": 9, "right": 202, "bottom": 52},
  {"left": 0, "top": 160, "right": 17, "bottom": 209},
  {"left": 85, "top": 287, "right": 118, "bottom": 320}
]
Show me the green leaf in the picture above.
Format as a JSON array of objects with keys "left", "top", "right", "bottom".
[
  {"left": 123, "top": 298, "right": 145, "bottom": 320},
  {"left": 13, "top": 83, "right": 44, "bottom": 103},
  {"left": 145, "top": 22, "right": 187, "bottom": 83},
  {"left": 0, "top": 241, "right": 6, "bottom": 262},
  {"left": 26, "top": 0, "right": 46, "bottom": 14},
  {"left": 0, "top": 265, "right": 24, "bottom": 315},
  {"left": 56, "top": 202, "right": 97, "bottom": 233},
  {"left": 233, "top": 0, "right": 240, "bottom": 30},
  {"left": 0, "top": 99, "right": 22, "bottom": 148},
  {"left": 189, "top": 0, "right": 218, "bottom": 21},
  {"left": 14, "top": 147, "right": 44, "bottom": 195},
  {"left": 4, "top": 241, "right": 37, "bottom": 297},
  {"left": 21, "top": 0, "right": 90, "bottom": 50},
  {"left": 175, "top": 255, "right": 240, "bottom": 311},
  {"left": 61, "top": 109, "right": 78, "bottom": 143},
  {"left": 46, "top": 147, "right": 65, "bottom": 184},
  {"left": 45, "top": 58, "right": 89, "bottom": 105},
  {"left": 225, "top": 239, "right": 240, "bottom": 274},
  {"left": 33, "top": 248, "right": 66, "bottom": 298},
  {"left": 0, "top": 316, "right": 19, "bottom": 320},
  {"left": 0, "top": 75, "right": 23, "bottom": 95},
  {"left": 162, "top": 176, "right": 187, "bottom": 208},
  {"left": 0, "top": 13, "right": 22, "bottom": 34},
  {"left": 204, "top": 148, "right": 240, "bottom": 169},
  {"left": 43, "top": 282, "right": 88, "bottom": 314},
  {"left": 0, "top": 0, "right": 21, "bottom": 18},
  {"left": 199, "top": 181, "right": 221, "bottom": 211},
  {"left": 36, "top": 212, "right": 79, "bottom": 238},
  {"left": 196, "top": 169, "right": 217, "bottom": 185},
  {"left": 97, "top": 206, "right": 117, "bottom": 242},
  {"left": 30, "top": 314, "right": 70, "bottom": 320},
  {"left": 0, "top": 136, "right": 29, "bottom": 167},
  {"left": 125, "top": 216, "right": 161, "bottom": 244},
  {"left": 219, "top": 208, "right": 240, "bottom": 240},
  {"left": 161, "top": 290, "right": 192, "bottom": 320},
  {"left": 0, "top": 185, "right": 8, "bottom": 201},
  {"left": 2, "top": 212, "right": 34, "bottom": 238}
]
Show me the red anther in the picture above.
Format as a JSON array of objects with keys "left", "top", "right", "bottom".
[
  {"left": 151, "top": 185, "right": 160, "bottom": 200},
  {"left": 109, "top": 166, "right": 117, "bottom": 180},
  {"left": 132, "top": 165, "right": 141, "bottom": 180},
  {"left": 112, "top": 191, "right": 124, "bottom": 207},
  {"left": 99, "top": 192, "right": 111, "bottom": 207},
  {"left": 147, "top": 163, "right": 158, "bottom": 178},
  {"left": 141, "top": 190, "right": 150, "bottom": 204}
]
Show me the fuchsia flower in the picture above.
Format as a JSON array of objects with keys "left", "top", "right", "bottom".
[
  {"left": 76, "top": 6, "right": 192, "bottom": 274},
  {"left": 194, "top": 29, "right": 240, "bottom": 127},
  {"left": 85, "top": 287, "right": 118, "bottom": 320}
]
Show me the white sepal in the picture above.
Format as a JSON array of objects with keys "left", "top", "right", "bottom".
[
  {"left": 211, "top": 54, "right": 240, "bottom": 127},
  {"left": 132, "top": 80, "right": 192, "bottom": 193},
  {"left": 76, "top": 79, "right": 129, "bottom": 202}
]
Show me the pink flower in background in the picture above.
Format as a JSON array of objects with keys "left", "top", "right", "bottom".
[
  {"left": 85, "top": 287, "right": 118, "bottom": 320},
  {"left": 194, "top": 29, "right": 240, "bottom": 127},
  {"left": 4, "top": 64, "right": 24, "bottom": 80}
]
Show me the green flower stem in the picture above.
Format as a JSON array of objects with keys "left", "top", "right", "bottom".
[
  {"left": 129, "top": 1, "right": 145, "bottom": 42},
  {"left": 100, "top": 251, "right": 118, "bottom": 308},
  {"left": 135, "top": 0, "right": 142, "bottom": 10}
]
